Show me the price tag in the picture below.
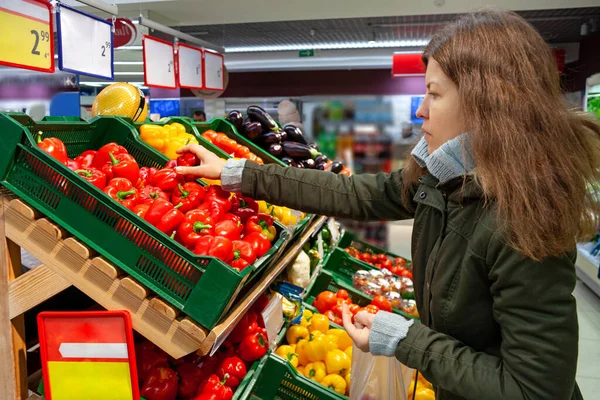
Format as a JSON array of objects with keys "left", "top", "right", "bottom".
[
  {"left": 203, "top": 50, "right": 224, "bottom": 91},
  {"left": 56, "top": 4, "right": 113, "bottom": 79},
  {"left": 178, "top": 43, "right": 203, "bottom": 89},
  {"left": 143, "top": 35, "right": 176, "bottom": 89},
  {"left": 0, "top": 0, "right": 54, "bottom": 73},
  {"left": 262, "top": 294, "right": 284, "bottom": 349},
  {"left": 328, "top": 218, "right": 341, "bottom": 244},
  {"left": 317, "top": 233, "right": 325, "bottom": 260}
]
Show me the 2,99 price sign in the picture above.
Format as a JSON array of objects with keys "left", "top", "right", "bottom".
[{"left": 0, "top": 0, "right": 54, "bottom": 72}]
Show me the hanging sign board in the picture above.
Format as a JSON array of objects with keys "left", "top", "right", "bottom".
[
  {"left": 56, "top": 4, "right": 114, "bottom": 80},
  {"left": 143, "top": 35, "right": 176, "bottom": 89},
  {"left": 178, "top": 43, "right": 204, "bottom": 89},
  {"left": 0, "top": 0, "right": 54, "bottom": 73},
  {"left": 203, "top": 50, "right": 225, "bottom": 91}
]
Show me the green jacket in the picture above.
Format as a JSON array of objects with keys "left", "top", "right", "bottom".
[{"left": 241, "top": 162, "right": 583, "bottom": 400}]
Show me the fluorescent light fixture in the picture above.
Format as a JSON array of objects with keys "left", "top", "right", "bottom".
[
  {"left": 80, "top": 81, "right": 148, "bottom": 89},
  {"left": 115, "top": 46, "right": 143, "bottom": 50},
  {"left": 225, "top": 39, "right": 430, "bottom": 53},
  {"left": 114, "top": 72, "right": 145, "bottom": 75},
  {"left": 114, "top": 61, "right": 144, "bottom": 65}
]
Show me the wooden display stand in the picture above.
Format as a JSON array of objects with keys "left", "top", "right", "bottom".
[{"left": 0, "top": 191, "right": 324, "bottom": 398}]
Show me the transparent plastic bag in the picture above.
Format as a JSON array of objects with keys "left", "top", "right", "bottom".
[{"left": 349, "top": 344, "right": 414, "bottom": 400}]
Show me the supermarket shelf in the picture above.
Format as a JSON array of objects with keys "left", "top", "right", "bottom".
[
  {"left": 576, "top": 245, "right": 600, "bottom": 298},
  {"left": 2, "top": 198, "right": 208, "bottom": 359},
  {"left": 198, "top": 215, "right": 327, "bottom": 356}
]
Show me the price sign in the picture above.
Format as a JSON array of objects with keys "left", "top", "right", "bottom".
[
  {"left": 56, "top": 4, "right": 113, "bottom": 79},
  {"left": 143, "top": 35, "right": 176, "bottom": 89},
  {"left": 178, "top": 43, "right": 204, "bottom": 89},
  {"left": 0, "top": 0, "right": 54, "bottom": 73},
  {"left": 203, "top": 50, "right": 224, "bottom": 91},
  {"left": 261, "top": 294, "right": 284, "bottom": 350}
]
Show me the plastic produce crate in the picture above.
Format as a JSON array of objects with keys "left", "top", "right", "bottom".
[
  {"left": 193, "top": 118, "right": 287, "bottom": 166},
  {"left": 0, "top": 112, "right": 288, "bottom": 329},
  {"left": 338, "top": 230, "right": 412, "bottom": 267},
  {"left": 304, "top": 270, "right": 418, "bottom": 321},
  {"left": 133, "top": 116, "right": 231, "bottom": 160}
]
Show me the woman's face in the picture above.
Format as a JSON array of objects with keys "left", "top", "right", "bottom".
[{"left": 416, "top": 58, "right": 466, "bottom": 153}]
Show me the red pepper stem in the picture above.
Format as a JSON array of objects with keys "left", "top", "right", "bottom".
[
  {"left": 117, "top": 190, "right": 136, "bottom": 200},
  {"left": 221, "top": 373, "right": 230, "bottom": 386},
  {"left": 177, "top": 184, "right": 188, "bottom": 198},
  {"left": 258, "top": 220, "right": 269, "bottom": 229},
  {"left": 239, "top": 199, "right": 247, "bottom": 208},
  {"left": 75, "top": 169, "right": 92, "bottom": 177},
  {"left": 170, "top": 231, "right": 176, "bottom": 239},
  {"left": 174, "top": 202, "right": 183, "bottom": 209},
  {"left": 36, "top": 131, "right": 43, "bottom": 144},
  {"left": 233, "top": 249, "right": 241, "bottom": 260},
  {"left": 257, "top": 333, "right": 266, "bottom": 346},
  {"left": 109, "top": 152, "right": 119, "bottom": 166},
  {"left": 193, "top": 222, "right": 212, "bottom": 232}
]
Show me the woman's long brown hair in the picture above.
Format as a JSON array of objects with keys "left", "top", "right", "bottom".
[{"left": 402, "top": 9, "right": 600, "bottom": 260}]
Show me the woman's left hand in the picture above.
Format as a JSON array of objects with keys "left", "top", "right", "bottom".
[{"left": 342, "top": 303, "right": 376, "bottom": 352}]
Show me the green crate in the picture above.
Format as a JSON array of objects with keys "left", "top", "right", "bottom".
[
  {"left": 133, "top": 117, "right": 231, "bottom": 160},
  {"left": 304, "top": 270, "right": 418, "bottom": 321},
  {"left": 0, "top": 112, "right": 288, "bottom": 329},
  {"left": 338, "top": 230, "right": 411, "bottom": 267},
  {"left": 193, "top": 118, "right": 287, "bottom": 167}
]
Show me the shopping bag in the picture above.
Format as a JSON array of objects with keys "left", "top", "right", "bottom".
[{"left": 349, "top": 343, "right": 414, "bottom": 400}]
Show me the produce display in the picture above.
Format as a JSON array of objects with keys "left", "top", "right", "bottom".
[
  {"left": 37, "top": 138, "right": 277, "bottom": 271},
  {"left": 287, "top": 223, "right": 336, "bottom": 288},
  {"left": 344, "top": 246, "right": 412, "bottom": 278},
  {"left": 200, "top": 130, "right": 264, "bottom": 164},
  {"left": 353, "top": 269, "right": 419, "bottom": 318},
  {"left": 312, "top": 288, "right": 395, "bottom": 325},
  {"left": 226, "top": 106, "right": 351, "bottom": 175},
  {"left": 140, "top": 123, "right": 200, "bottom": 159},
  {"left": 275, "top": 309, "right": 353, "bottom": 396}
]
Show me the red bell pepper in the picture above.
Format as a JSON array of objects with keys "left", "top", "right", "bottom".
[
  {"left": 238, "top": 332, "right": 268, "bottom": 363},
  {"left": 133, "top": 203, "right": 150, "bottom": 218},
  {"left": 144, "top": 199, "right": 184, "bottom": 235},
  {"left": 104, "top": 178, "right": 139, "bottom": 209},
  {"left": 139, "top": 166, "right": 159, "bottom": 186},
  {"left": 140, "top": 366, "right": 178, "bottom": 400},
  {"left": 139, "top": 185, "right": 169, "bottom": 205},
  {"left": 195, "top": 374, "right": 233, "bottom": 400},
  {"left": 75, "top": 168, "right": 107, "bottom": 190},
  {"left": 245, "top": 213, "right": 276, "bottom": 241},
  {"left": 176, "top": 362, "right": 205, "bottom": 399},
  {"left": 136, "top": 341, "right": 169, "bottom": 383},
  {"left": 36, "top": 133, "right": 68, "bottom": 164},
  {"left": 218, "top": 357, "right": 247, "bottom": 389},
  {"left": 172, "top": 182, "right": 206, "bottom": 213},
  {"left": 204, "top": 186, "right": 232, "bottom": 214},
  {"left": 93, "top": 142, "right": 128, "bottom": 169},
  {"left": 101, "top": 152, "right": 140, "bottom": 184},
  {"left": 65, "top": 158, "right": 80, "bottom": 171},
  {"left": 197, "top": 202, "right": 226, "bottom": 223},
  {"left": 150, "top": 168, "right": 185, "bottom": 192},
  {"left": 74, "top": 150, "right": 96, "bottom": 169},
  {"left": 229, "top": 311, "right": 259, "bottom": 344},
  {"left": 165, "top": 159, "right": 178, "bottom": 169},
  {"left": 214, "top": 214, "right": 243, "bottom": 241},
  {"left": 193, "top": 235, "right": 233, "bottom": 263},
  {"left": 230, "top": 240, "right": 256, "bottom": 271},
  {"left": 176, "top": 152, "right": 202, "bottom": 181},
  {"left": 177, "top": 209, "right": 214, "bottom": 249},
  {"left": 231, "top": 195, "right": 259, "bottom": 223},
  {"left": 243, "top": 232, "right": 272, "bottom": 258}
]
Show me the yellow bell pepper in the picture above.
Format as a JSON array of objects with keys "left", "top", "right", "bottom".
[
  {"left": 344, "top": 346, "right": 352, "bottom": 360},
  {"left": 286, "top": 325, "right": 309, "bottom": 345},
  {"left": 327, "top": 329, "right": 353, "bottom": 351},
  {"left": 295, "top": 339, "right": 310, "bottom": 366},
  {"left": 305, "top": 335, "right": 328, "bottom": 363},
  {"left": 300, "top": 309, "right": 313, "bottom": 327},
  {"left": 321, "top": 374, "right": 347, "bottom": 395},
  {"left": 170, "top": 122, "right": 186, "bottom": 134},
  {"left": 163, "top": 132, "right": 198, "bottom": 160},
  {"left": 309, "top": 314, "right": 330, "bottom": 334},
  {"left": 311, "top": 331, "right": 323, "bottom": 339},
  {"left": 322, "top": 334, "right": 339, "bottom": 352},
  {"left": 275, "top": 345, "right": 299, "bottom": 368},
  {"left": 344, "top": 368, "right": 351, "bottom": 395},
  {"left": 303, "top": 361, "right": 326, "bottom": 383},
  {"left": 414, "top": 388, "right": 436, "bottom": 400},
  {"left": 325, "top": 349, "right": 350, "bottom": 375},
  {"left": 296, "top": 366, "right": 305, "bottom": 375},
  {"left": 140, "top": 124, "right": 167, "bottom": 152}
]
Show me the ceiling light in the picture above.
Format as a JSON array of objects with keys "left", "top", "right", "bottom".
[
  {"left": 114, "top": 61, "right": 144, "bottom": 65},
  {"left": 114, "top": 72, "right": 145, "bottom": 75},
  {"left": 115, "top": 45, "right": 143, "bottom": 50},
  {"left": 225, "top": 39, "right": 429, "bottom": 53}
]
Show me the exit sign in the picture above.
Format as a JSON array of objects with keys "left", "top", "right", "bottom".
[{"left": 299, "top": 49, "right": 314, "bottom": 57}]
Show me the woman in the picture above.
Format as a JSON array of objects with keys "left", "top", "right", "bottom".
[{"left": 176, "top": 9, "right": 600, "bottom": 400}]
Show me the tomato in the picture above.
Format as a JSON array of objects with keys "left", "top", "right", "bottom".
[
  {"left": 400, "top": 269, "right": 413, "bottom": 280},
  {"left": 336, "top": 289, "right": 349, "bottom": 300},
  {"left": 394, "top": 257, "right": 407, "bottom": 265},
  {"left": 359, "top": 253, "right": 371, "bottom": 263},
  {"left": 348, "top": 304, "right": 361, "bottom": 316},
  {"left": 324, "top": 310, "right": 342, "bottom": 325},
  {"left": 381, "top": 259, "right": 393, "bottom": 269},
  {"left": 365, "top": 304, "right": 380, "bottom": 314},
  {"left": 331, "top": 304, "right": 343, "bottom": 318},
  {"left": 313, "top": 291, "right": 338, "bottom": 314},
  {"left": 337, "top": 298, "right": 352, "bottom": 306},
  {"left": 370, "top": 296, "right": 392, "bottom": 312}
]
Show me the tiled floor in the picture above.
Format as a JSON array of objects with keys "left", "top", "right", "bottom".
[{"left": 387, "top": 222, "right": 600, "bottom": 399}]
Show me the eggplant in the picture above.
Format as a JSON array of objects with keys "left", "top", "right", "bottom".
[
  {"left": 283, "top": 124, "right": 308, "bottom": 145},
  {"left": 282, "top": 141, "right": 320, "bottom": 160},
  {"left": 242, "top": 121, "right": 263, "bottom": 140},
  {"left": 281, "top": 157, "right": 294, "bottom": 166},
  {"left": 314, "top": 154, "right": 328, "bottom": 165},
  {"left": 260, "top": 131, "right": 282, "bottom": 145},
  {"left": 247, "top": 105, "right": 280, "bottom": 132},
  {"left": 331, "top": 161, "right": 344, "bottom": 174},
  {"left": 293, "top": 161, "right": 304, "bottom": 168},
  {"left": 315, "top": 161, "right": 326, "bottom": 170},
  {"left": 301, "top": 158, "right": 316, "bottom": 169},
  {"left": 226, "top": 110, "right": 244, "bottom": 131},
  {"left": 279, "top": 129, "right": 288, "bottom": 142},
  {"left": 308, "top": 142, "right": 320, "bottom": 151},
  {"left": 269, "top": 143, "right": 283, "bottom": 157}
]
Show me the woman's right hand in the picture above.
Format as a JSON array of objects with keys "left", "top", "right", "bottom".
[{"left": 174, "top": 144, "right": 226, "bottom": 180}]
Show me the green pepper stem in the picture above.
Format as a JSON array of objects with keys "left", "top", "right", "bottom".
[
  {"left": 174, "top": 202, "right": 183, "bottom": 209},
  {"left": 177, "top": 184, "right": 188, "bottom": 198},
  {"left": 233, "top": 249, "right": 241, "bottom": 260},
  {"left": 75, "top": 169, "right": 92, "bottom": 177},
  {"left": 193, "top": 222, "right": 212, "bottom": 233},
  {"left": 109, "top": 152, "right": 119, "bottom": 166},
  {"left": 117, "top": 190, "right": 136, "bottom": 200},
  {"left": 36, "top": 131, "right": 43, "bottom": 144}
]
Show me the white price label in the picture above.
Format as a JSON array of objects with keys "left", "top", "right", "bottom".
[
  {"left": 262, "top": 294, "right": 284, "bottom": 350},
  {"left": 178, "top": 43, "right": 203, "bottom": 89},
  {"left": 203, "top": 50, "right": 224, "bottom": 91},
  {"left": 328, "top": 218, "right": 341, "bottom": 244},
  {"left": 143, "top": 35, "right": 176, "bottom": 89},
  {"left": 56, "top": 4, "right": 113, "bottom": 79}
]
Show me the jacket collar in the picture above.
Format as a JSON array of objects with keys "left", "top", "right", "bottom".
[{"left": 417, "top": 173, "right": 483, "bottom": 207}]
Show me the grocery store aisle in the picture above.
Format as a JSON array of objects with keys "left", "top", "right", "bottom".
[{"left": 387, "top": 223, "right": 600, "bottom": 398}]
